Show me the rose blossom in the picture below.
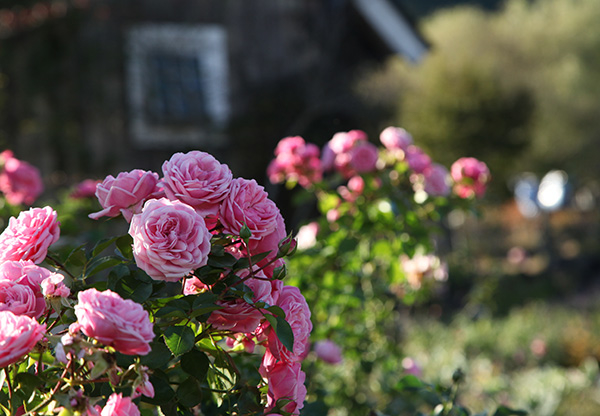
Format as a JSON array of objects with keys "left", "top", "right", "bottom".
[
  {"left": 379, "top": 126, "right": 413, "bottom": 151},
  {"left": 219, "top": 178, "right": 281, "bottom": 242},
  {"left": 261, "top": 355, "right": 307, "bottom": 415},
  {"left": 70, "top": 179, "right": 101, "bottom": 199},
  {"left": 0, "top": 310, "right": 46, "bottom": 368},
  {"left": 208, "top": 269, "right": 275, "bottom": 333},
  {"left": 422, "top": 163, "right": 451, "bottom": 197},
  {"left": 100, "top": 393, "right": 140, "bottom": 416},
  {"left": 0, "top": 280, "right": 45, "bottom": 318},
  {"left": 405, "top": 146, "right": 431, "bottom": 174},
  {"left": 267, "top": 286, "right": 312, "bottom": 363},
  {"left": 0, "top": 206, "right": 60, "bottom": 264},
  {"left": 129, "top": 198, "right": 211, "bottom": 282},
  {"left": 74, "top": 288, "right": 154, "bottom": 355},
  {"left": 0, "top": 151, "right": 44, "bottom": 206},
  {"left": 349, "top": 142, "right": 379, "bottom": 173},
  {"left": 267, "top": 137, "right": 322, "bottom": 188},
  {"left": 41, "top": 273, "right": 70, "bottom": 298},
  {"left": 451, "top": 157, "right": 491, "bottom": 198},
  {"left": 161, "top": 151, "right": 233, "bottom": 216},
  {"left": 321, "top": 130, "right": 368, "bottom": 173},
  {"left": 314, "top": 340, "right": 343, "bottom": 364},
  {"left": 89, "top": 169, "right": 161, "bottom": 221}
]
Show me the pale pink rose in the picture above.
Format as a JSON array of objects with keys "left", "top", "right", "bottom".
[
  {"left": 0, "top": 280, "right": 45, "bottom": 318},
  {"left": 322, "top": 130, "right": 368, "bottom": 172},
  {"left": 296, "top": 222, "right": 319, "bottom": 251},
  {"left": 422, "top": 163, "right": 450, "bottom": 197},
  {"left": 129, "top": 198, "right": 211, "bottom": 282},
  {"left": 338, "top": 175, "right": 365, "bottom": 202},
  {"left": 0, "top": 206, "right": 60, "bottom": 264},
  {"left": 262, "top": 358, "right": 307, "bottom": 415},
  {"left": 70, "top": 179, "right": 101, "bottom": 199},
  {"left": 89, "top": 169, "right": 161, "bottom": 221},
  {"left": 379, "top": 126, "right": 413, "bottom": 151},
  {"left": 74, "top": 289, "right": 154, "bottom": 355},
  {"left": 0, "top": 310, "right": 46, "bottom": 368},
  {"left": 405, "top": 146, "right": 432, "bottom": 174},
  {"left": 451, "top": 157, "right": 491, "bottom": 198},
  {"left": 0, "top": 150, "right": 43, "bottom": 206},
  {"left": 314, "top": 340, "right": 343, "bottom": 364},
  {"left": 326, "top": 208, "right": 340, "bottom": 223},
  {"left": 0, "top": 260, "right": 54, "bottom": 292},
  {"left": 268, "top": 137, "right": 322, "bottom": 188},
  {"left": 267, "top": 286, "right": 312, "bottom": 363},
  {"left": 349, "top": 142, "right": 379, "bottom": 173},
  {"left": 208, "top": 269, "right": 275, "bottom": 333},
  {"left": 219, "top": 178, "right": 281, "bottom": 242},
  {"left": 161, "top": 151, "right": 233, "bottom": 216},
  {"left": 100, "top": 393, "right": 140, "bottom": 416},
  {"left": 183, "top": 276, "right": 210, "bottom": 296},
  {"left": 41, "top": 273, "right": 70, "bottom": 298}
]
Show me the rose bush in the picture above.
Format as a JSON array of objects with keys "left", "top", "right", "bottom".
[{"left": 0, "top": 149, "right": 312, "bottom": 416}]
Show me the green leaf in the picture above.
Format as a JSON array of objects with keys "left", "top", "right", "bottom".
[
  {"left": 176, "top": 377, "right": 203, "bottom": 408},
  {"left": 180, "top": 349, "right": 210, "bottom": 381},
  {"left": 91, "top": 236, "right": 119, "bottom": 257},
  {"left": 396, "top": 375, "right": 425, "bottom": 390},
  {"left": 207, "top": 252, "right": 238, "bottom": 268},
  {"left": 143, "top": 372, "right": 175, "bottom": 405},
  {"left": 266, "top": 305, "right": 285, "bottom": 318},
  {"left": 493, "top": 406, "right": 528, "bottom": 416},
  {"left": 85, "top": 256, "right": 122, "bottom": 278},
  {"left": 163, "top": 326, "right": 195, "bottom": 356},
  {"left": 15, "top": 373, "right": 43, "bottom": 400},
  {"left": 140, "top": 341, "right": 173, "bottom": 369},
  {"left": 115, "top": 235, "right": 133, "bottom": 260},
  {"left": 274, "top": 316, "right": 294, "bottom": 353}
]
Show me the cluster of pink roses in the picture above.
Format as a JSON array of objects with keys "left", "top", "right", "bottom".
[
  {"left": 0, "top": 150, "right": 44, "bottom": 206},
  {"left": 268, "top": 126, "right": 491, "bottom": 201},
  {"left": 89, "top": 150, "right": 312, "bottom": 414}
]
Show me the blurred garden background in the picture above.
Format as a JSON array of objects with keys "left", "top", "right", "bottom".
[{"left": 1, "top": 0, "right": 600, "bottom": 415}]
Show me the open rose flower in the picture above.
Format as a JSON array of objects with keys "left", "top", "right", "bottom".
[
  {"left": 0, "top": 150, "right": 44, "bottom": 206},
  {"left": 267, "top": 136, "right": 322, "bottom": 188},
  {"left": 349, "top": 142, "right": 379, "bottom": 173},
  {"left": 379, "top": 126, "right": 413, "bottom": 151},
  {"left": 70, "top": 179, "right": 101, "bottom": 199},
  {"left": 0, "top": 206, "right": 60, "bottom": 264},
  {"left": 405, "top": 146, "right": 432, "bottom": 174},
  {"left": 0, "top": 310, "right": 46, "bottom": 368},
  {"left": 41, "top": 273, "right": 70, "bottom": 298},
  {"left": 451, "top": 157, "right": 491, "bottom": 198},
  {"left": 314, "top": 340, "right": 343, "bottom": 364},
  {"left": 162, "top": 151, "right": 233, "bottom": 217},
  {"left": 74, "top": 289, "right": 154, "bottom": 356},
  {"left": 219, "top": 178, "right": 281, "bottom": 242},
  {"left": 129, "top": 198, "right": 211, "bottom": 282},
  {"left": 261, "top": 354, "right": 307, "bottom": 415},
  {"left": 267, "top": 286, "right": 312, "bottom": 363},
  {"left": 0, "top": 280, "right": 45, "bottom": 318},
  {"left": 100, "top": 393, "right": 140, "bottom": 416},
  {"left": 89, "top": 169, "right": 161, "bottom": 221}
]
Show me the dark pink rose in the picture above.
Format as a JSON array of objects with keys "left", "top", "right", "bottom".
[
  {"left": 405, "top": 146, "right": 432, "bottom": 174},
  {"left": 74, "top": 288, "right": 154, "bottom": 356},
  {"left": 0, "top": 310, "right": 46, "bottom": 368},
  {"left": 422, "top": 163, "right": 450, "bottom": 197},
  {"left": 261, "top": 357, "right": 307, "bottom": 415},
  {"left": 219, "top": 178, "right": 281, "bottom": 242},
  {"left": 0, "top": 280, "right": 45, "bottom": 318},
  {"left": 89, "top": 169, "right": 161, "bottom": 221},
  {"left": 349, "top": 142, "right": 379, "bottom": 173},
  {"left": 0, "top": 206, "right": 60, "bottom": 264},
  {"left": 70, "top": 179, "right": 101, "bottom": 199},
  {"left": 451, "top": 157, "right": 491, "bottom": 198},
  {"left": 267, "top": 286, "right": 312, "bottom": 363},
  {"left": 268, "top": 137, "right": 322, "bottom": 188},
  {"left": 0, "top": 150, "right": 43, "bottom": 206},
  {"left": 208, "top": 269, "right": 275, "bottom": 333},
  {"left": 161, "top": 151, "right": 233, "bottom": 216},
  {"left": 379, "top": 126, "right": 413, "bottom": 151},
  {"left": 100, "top": 393, "right": 140, "bottom": 416},
  {"left": 129, "top": 198, "right": 211, "bottom": 282},
  {"left": 314, "top": 340, "right": 343, "bottom": 364}
]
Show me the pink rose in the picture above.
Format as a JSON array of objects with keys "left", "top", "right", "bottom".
[
  {"left": 349, "top": 142, "right": 379, "bottom": 173},
  {"left": 0, "top": 310, "right": 46, "bottom": 368},
  {"left": 314, "top": 340, "right": 343, "bottom": 364},
  {"left": 183, "top": 276, "right": 210, "bottom": 296},
  {"left": 74, "top": 288, "right": 154, "bottom": 355},
  {"left": 451, "top": 157, "right": 491, "bottom": 198},
  {"left": 208, "top": 269, "right": 275, "bottom": 333},
  {"left": 296, "top": 222, "right": 318, "bottom": 251},
  {"left": 0, "top": 260, "right": 54, "bottom": 291},
  {"left": 0, "top": 150, "right": 43, "bottom": 206},
  {"left": 0, "top": 280, "right": 45, "bottom": 318},
  {"left": 261, "top": 356, "right": 307, "bottom": 415},
  {"left": 0, "top": 206, "right": 60, "bottom": 264},
  {"left": 41, "top": 273, "right": 70, "bottom": 298},
  {"left": 129, "top": 198, "right": 211, "bottom": 282},
  {"left": 161, "top": 151, "right": 233, "bottom": 216},
  {"left": 405, "top": 146, "right": 432, "bottom": 174},
  {"left": 89, "top": 169, "right": 161, "bottom": 221},
  {"left": 422, "top": 163, "right": 450, "bottom": 197},
  {"left": 402, "top": 357, "right": 423, "bottom": 377},
  {"left": 267, "top": 286, "right": 312, "bottom": 363},
  {"left": 379, "top": 126, "right": 413, "bottom": 151},
  {"left": 247, "top": 212, "right": 287, "bottom": 275},
  {"left": 321, "top": 130, "right": 367, "bottom": 172},
  {"left": 268, "top": 137, "right": 322, "bottom": 188},
  {"left": 100, "top": 393, "right": 140, "bottom": 416},
  {"left": 70, "top": 179, "right": 101, "bottom": 199},
  {"left": 219, "top": 178, "right": 281, "bottom": 242}
]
